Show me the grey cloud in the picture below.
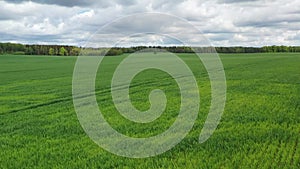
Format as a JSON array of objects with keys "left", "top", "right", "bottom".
[
  {"left": 100, "top": 14, "right": 178, "bottom": 34},
  {"left": 115, "top": 0, "right": 137, "bottom": 6},
  {"left": 0, "top": 12, "right": 18, "bottom": 20},
  {"left": 234, "top": 16, "right": 300, "bottom": 28},
  {"left": 0, "top": 32, "right": 61, "bottom": 43},
  {"left": 208, "top": 34, "right": 233, "bottom": 41},
  {"left": 203, "top": 30, "right": 239, "bottom": 34},
  {"left": 235, "top": 20, "right": 282, "bottom": 27},
  {"left": 0, "top": 32, "right": 20, "bottom": 41},
  {"left": 151, "top": 0, "right": 184, "bottom": 9},
  {"left": 218, "top": 0, "right": 260, "bottom": 3},
  {"left": 287, "top": 34, "right": 300, "bottom": 41},
  {"left": 3, "top": 0, "right": 137, "bottom": 7},
  {"left": 4, "top": 0, "right": 97, "bottom": 7}
]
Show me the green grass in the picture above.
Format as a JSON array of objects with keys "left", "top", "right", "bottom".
[{"left": 0, "top": 53, "right": 299, "bottom": 168}]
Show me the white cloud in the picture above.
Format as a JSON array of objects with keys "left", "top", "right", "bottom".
[{"left": 0, "top": 0, "right": 300, "bottom": 46}]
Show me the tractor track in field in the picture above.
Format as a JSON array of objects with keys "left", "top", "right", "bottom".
[
  {"left": 290, "top": 130, "right": 299, "bottom": 166},
  {"left": 1, "top": 54, "right": 280, "bottom": 116},
  {"left": 255, "top": 140, "right": 272, "bottom": 169},
  {"left": 290, "top": 94, "right": 300, "bottom": 167},
  {"left": 0, "top": 74, "right": 201, "bottom": 116},
  {"left": 0, "top": 68, "right": 49, "bottom": 74},
  {"left": 0, "top": 97, "right": 70, "bottom": 115},
  {"left": 279, "top": 134, "right": 291, "bottom": 168}
]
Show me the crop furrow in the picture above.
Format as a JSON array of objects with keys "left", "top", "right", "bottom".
[{"left": 290, "top": 130, "right": 299, "bottom": 167}]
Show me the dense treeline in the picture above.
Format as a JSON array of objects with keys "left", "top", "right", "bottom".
[
  {"left": 1, "top": 42, "right": 300, "bottom": 56},
  {"left": 215, "top": 46, "right": 300, "bottom": 53},
  {"left": 0, "top": 43, "right": 80, "bottom": 56},
  {"left": 93, "top": 45, "right": 300, "bottom": 55}
]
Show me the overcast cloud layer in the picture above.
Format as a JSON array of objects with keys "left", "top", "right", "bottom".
[{"left": 0, "top": 0, "right": 300, "bottom": 46}]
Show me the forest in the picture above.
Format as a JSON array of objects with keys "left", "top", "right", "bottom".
[{"left": 1, "top": 42, "right": 300, "bottom": 56}]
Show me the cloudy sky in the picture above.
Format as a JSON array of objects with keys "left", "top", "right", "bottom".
[{"left": 0, "top": 0, "right": 300, "bottom": 47}]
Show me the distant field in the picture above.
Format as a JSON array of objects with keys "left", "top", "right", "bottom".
[{"left": 0, "top": 53, "right": 299, "bottom": 168}]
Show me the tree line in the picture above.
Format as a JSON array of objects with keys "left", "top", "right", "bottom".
[
  {"left": 1, "top": 42, "right": 300, "bottom": 56},
  {"left": 0, "top": 43, "right": 81, "bottom": 56}
]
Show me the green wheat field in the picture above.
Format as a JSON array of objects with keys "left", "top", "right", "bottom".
[{"left": 0, "top": 53, "right": 299, "bottom": 168}]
